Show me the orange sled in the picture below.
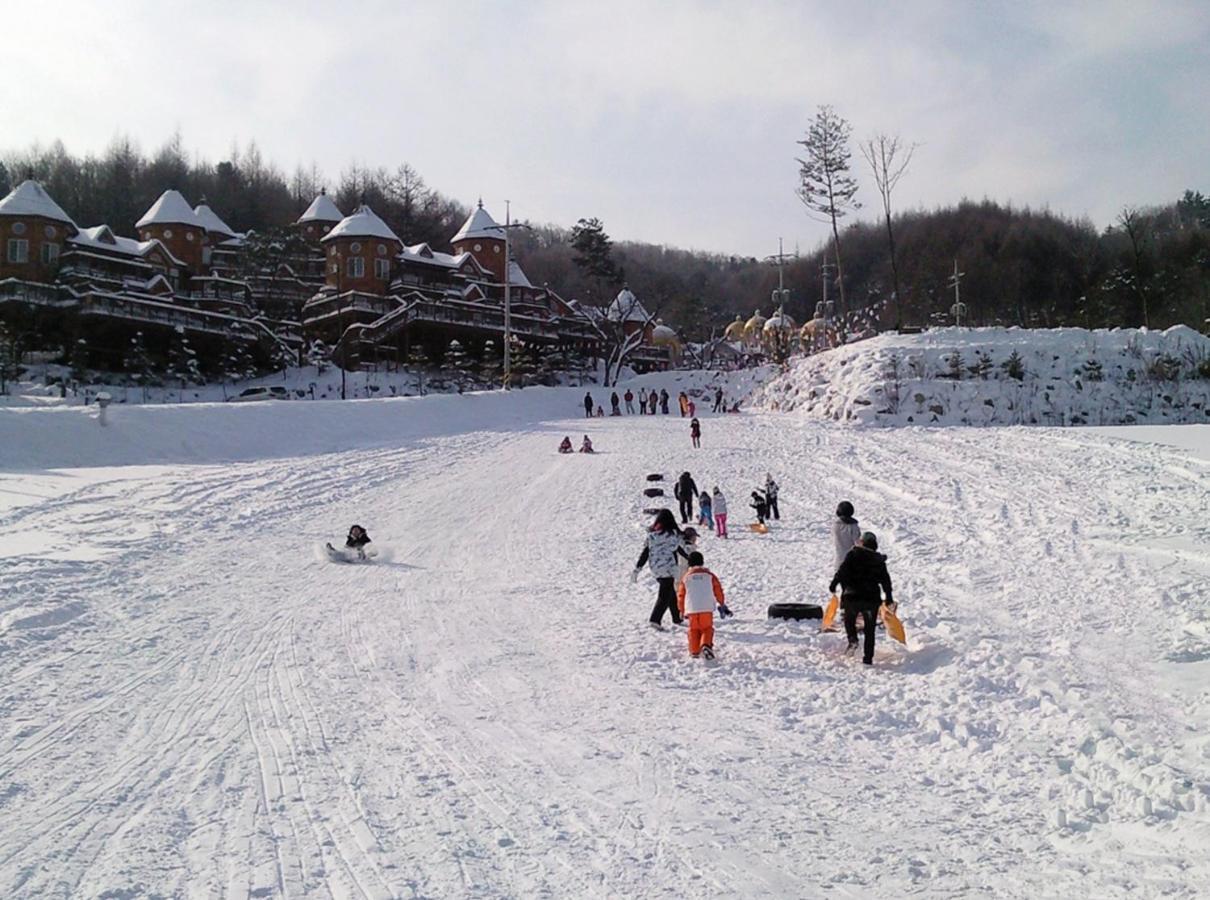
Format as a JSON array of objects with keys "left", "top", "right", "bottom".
[{"left": 820, "top": 595, "right": 839, "bottom": 632}]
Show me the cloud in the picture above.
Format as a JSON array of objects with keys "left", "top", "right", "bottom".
[{"left": 1, "top": 0, "right": 1206, "bottom": 257}]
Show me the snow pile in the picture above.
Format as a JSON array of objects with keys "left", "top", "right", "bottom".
[{"left": 756, "top": 325, "right": 1210, "bottom": 426}]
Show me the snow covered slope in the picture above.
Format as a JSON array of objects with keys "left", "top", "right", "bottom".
[
  {"left": 756, "top": 325, "right": 1210, "bottom": 426},
  {"left": 1, "top": 390, "right": 1208, "bottom": 897}
]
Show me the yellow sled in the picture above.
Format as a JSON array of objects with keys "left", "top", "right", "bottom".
[
  {"left": 882, "top": 603, "right": 906, "bottom": 644},
  {"left": 748, "top": 522, "right": 769, "bottom": 534},
  {"left": 820, "top": 595, "right": 839, "bottom": 632}
]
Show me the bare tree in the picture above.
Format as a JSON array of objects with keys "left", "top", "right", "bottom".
[
  {"left": 601, "top": 291, "right": 658, "bottom": 386},
  {"left": 797, "top": 105, "right": 860, "bottom": 322},
  {"left": 1117, "top": 207, "right": 1152, "bottom": 328},
  {"left": 860, "top": 134, "right": 917, "bottom": 330}
]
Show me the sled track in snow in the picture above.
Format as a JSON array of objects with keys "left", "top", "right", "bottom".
[{"left": 1, "top": 408, "right": 1208, "bottom": 898}]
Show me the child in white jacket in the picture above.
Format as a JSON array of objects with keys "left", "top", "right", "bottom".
[{"left": 676, "top": 551, "right": 732, "bottom": 659}]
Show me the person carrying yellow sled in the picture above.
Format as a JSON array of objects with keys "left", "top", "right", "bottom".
[{"left": 829, "top": 531, "right": 895, "bottom": 666}]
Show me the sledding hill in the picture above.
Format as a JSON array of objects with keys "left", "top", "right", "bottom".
[
  {"left": 1, "top": 383, "right": 1208, "bottom": 897},
  {"left": 756, "top": 325, "right": 1210, "bottom": 426}
]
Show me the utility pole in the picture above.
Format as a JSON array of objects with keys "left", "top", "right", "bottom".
[
  {"left": 819, "top": 259, "right": 835, "bottom": 321},
  {"left": 765, "top": 237, "right": 792, "bottom": 315},
  {"left": 948, "top": 259, "right": 966, "bottom": 327},
  {"left": 504, "top": 200, "right": 511, "bottom": 390}
]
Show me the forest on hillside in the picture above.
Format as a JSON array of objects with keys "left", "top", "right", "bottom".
[{"left": 3, "top": 136, "right": 1207, "bottom": 340}]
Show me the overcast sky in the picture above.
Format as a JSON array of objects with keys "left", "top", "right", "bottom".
[{"left": 3, "top": 0, "right": 1207, "bottom": 257}]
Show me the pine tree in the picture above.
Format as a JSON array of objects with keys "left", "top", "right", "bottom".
[
  {"left": 1001, "top": 350, "right": 1026, "bottom": 381},
  {"left": 124, "top": 331, "right": 153, "bottom": 402},
  {"left": 968, "top": 350, "right": 993, "bottom": 379},
  {"left": 69, "top": 337, "right": 90, "bottom": 385},
  {"left": 570, "top": 218, "right": 622, "bottom": 304},
  {"left": 479, "top": 339, "right": 502, "bottom": 387},
  {"left": 445, "top": 339, "right": 470, "bottom": 392},
  {"left": 168, "top": 328, "right": 201, "bottom": 401},
  {"left": 942, "top": 350, "right": 964, "bottom": 380},
  {"left": 406, "top": 343, "right": 429, "bottom": 395},
  {"left": 797, "top": 105, "right": 860, "bottom": 320}
]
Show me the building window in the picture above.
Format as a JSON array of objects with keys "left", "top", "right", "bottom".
[
  {"left": 44, "top": 225, "right": 56, "bottom": 238},
  {"left": 329, "top": 263, "right": 337, "bottom": 274},
  {"left": 473, "top": 243, "right": 482, "bottom": 252},
  {"left": 41, "top": 243, "right": 60, "bottom": 264},
  {"left": 493, "top": 245, "right": 501, "bottom": 253},
  {"left": 350, "top": 242, "right": 362, "bottom": 253},
  {"left": 346, "top": 257, "right": 364, "bottom": 278},
  {"left": 164, "top": 229, "right": 174, "bottom": 239},
  {"left": 11, "top": 222, "right": 25, "bottom": 235},
  {"left": 186, "top": 232, "right": 195, "bottom": 242},
  {"left": 377, "top": 244, "right": 387, "bottom": 256},
  {"left": 374, "top": 258, "right": 389, "bottom": 280},
  {"left": 7, "top": 238, "right": 29, "bottom": 263}
]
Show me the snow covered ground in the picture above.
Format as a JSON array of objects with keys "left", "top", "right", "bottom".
[
  {"left": 756, "top": 325, "right": 1210, "bottom": 427},
  {"left": 1, "top": 380, "right": 1208, "bottom": 898}
]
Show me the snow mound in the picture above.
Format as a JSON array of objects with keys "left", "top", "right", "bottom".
[{"left": 756, "top": 325, "right": 1210, "bottom": 427}]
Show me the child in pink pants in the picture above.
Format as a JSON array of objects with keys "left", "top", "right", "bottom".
[{"left": 712, "top": 487, "right": 728, "bottom": 538}]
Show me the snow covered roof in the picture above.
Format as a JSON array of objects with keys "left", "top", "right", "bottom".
[
  {"left": 136, "top": 190, "right": 204, "bottom": 230},
  {"left": 451, "top": 201, "right": 504, "bottom": 243},
  {"left": 0, "top": 180, "right": 77, "bottom": 227},
  {"left": 606, "top": 287, "right": 650, "bottom": 323},
  {"left": 70, "top": 226, "right": 185, "bottom": 266},
  {"left": 402, "top": 242, "right": 470, "bottom": 269},
  {"left": 193, "top": 201, "right": 236, "bottom": 238},
  {"left": 297, "top": 192, "right": 343, "bottom": 224},
  {"left": 507, "top": 259, "right": 532, "bottom": 287},
  {"left": 322, "top": 205, "right": 402, "bottom": 244}
]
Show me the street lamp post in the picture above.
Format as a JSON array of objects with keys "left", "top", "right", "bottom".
[{"left": 498, "top": 201, "right": 532, "bottom": 390}]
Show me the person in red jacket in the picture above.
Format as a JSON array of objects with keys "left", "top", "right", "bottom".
[{"left": 676, "top": 551, "right": 733, "bottom": 659}]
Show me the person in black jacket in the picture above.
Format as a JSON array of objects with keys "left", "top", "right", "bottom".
[
  {"left": 674, "top": 471, "right": 698, "bottom": 523},
  {"left": 659, "top": 389, "right": 670, "bottom": 414},
  {"left": 583, "top": 392, "right": 594, "bottom": 417},
  {"left": 610, "top": 392, "right": 621, "bottom": 415},
  {"left": 345, "top": 524, "right": 372, "bottom": 559},
  {"left": 829, "top": 531, "right": 894, "bottom": 665}
]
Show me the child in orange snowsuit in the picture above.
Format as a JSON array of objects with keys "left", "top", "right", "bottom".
[{"left": 676, "top": 551, "right": 732, "bottom": 659}]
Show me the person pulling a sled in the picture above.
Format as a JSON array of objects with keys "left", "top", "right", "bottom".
[
  {"left": 632, "top": 509, "right": 689, "bottom": 630},
  {"left": 579, "top": 435, "right": 595, "bottom": 453},
  {"left": 677, "top": 551, "right": 732, "bottom": 659},
  {"left": 829, "top": 531, "right": 894, "bottom": 665},
  {"left": 750, "top": 490, "right": 769, "bottom": 525},
  {"left": 558, "top": 435, "right": 574, "bottom": 454}
]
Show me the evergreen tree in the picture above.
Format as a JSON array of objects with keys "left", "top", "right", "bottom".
[
  {"left": 306, "top": 339, "right": 331, "bottom": 375},
  {"left": 479, "top": 339, "right": 502, "bottom": 386},
  {"left": 445, "top": 339, "right": 470, "bottom": 391},
  {"left": 0, "top": 161, "right": 10, "bottom": 198},
  {"left": 168, "top": 328, "right": 201, "bottom": 401},
  {"left": 797, "top": 105, "right": 860, "bottom": 320},
  {"left": 69, "top": 337, "right": 90, "bottom": 384},
  {"left": 124, "top": 331, "right": 153, "bottom": 402},
  {"left": 1001, "top": 350, "right": 1026, "bottom": 381},
  {"left": 570, "top": 218, "right": 622, "bottom": 303},
  {"left": 406, "top": 343, "right": 430, "bottom": 395}
]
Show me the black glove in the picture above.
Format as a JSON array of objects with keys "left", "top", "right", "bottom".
[{"left": 718, "top": 604, "right": 734, "bottom": 618}]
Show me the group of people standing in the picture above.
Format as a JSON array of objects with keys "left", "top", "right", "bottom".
[
  {"left": 583, "top": 385, "right": 734, "bottom": 420},
  {"left": 634, "top": 483, "right": 896, "bottom": 666}
]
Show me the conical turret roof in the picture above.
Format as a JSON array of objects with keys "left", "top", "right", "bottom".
[
  {"left": 452, "top": 200, "right": 504, "bottom": 243},
  {"left": 0, "top": 180, "right": 77, "bottom": 227},
  {"left": 297, "top": 191, "right": 343, "bottom": 224},
  {"left": 193, "top": 200, "right": 236, "bottom": 238},
  {"left": 136, "top": 190, "right": 204, "bottom": 229},
  {"left": 322, "top": 204, "right": 402, "bottom": 243}
]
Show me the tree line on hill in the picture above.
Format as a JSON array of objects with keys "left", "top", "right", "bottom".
[{"left": 3, "top": 135, "right": 1207, "bottom": 342}]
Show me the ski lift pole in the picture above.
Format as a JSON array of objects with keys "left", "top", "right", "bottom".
[{"left": 948, "top": 259, "right": 966, "bottom": 327}]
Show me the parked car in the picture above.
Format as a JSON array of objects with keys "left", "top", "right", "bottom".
[{"left": 227, "top": 386, "right": 290, "bottom": 402}]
